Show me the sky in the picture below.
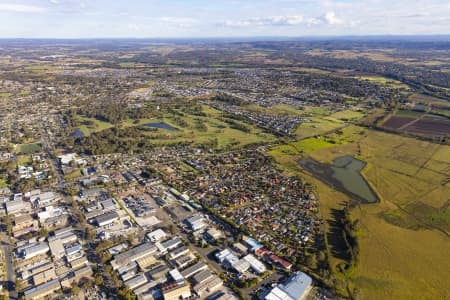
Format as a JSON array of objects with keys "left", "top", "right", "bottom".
[{"left": 0, "top": 0, "right": 449, "bottom": 38}]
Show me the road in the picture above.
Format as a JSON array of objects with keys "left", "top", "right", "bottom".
[
  {"left": 39, "top": 125, "right": 65, "bottom": 190},
  {"left": 1, "top": 232, "right": 17, "bottom": 300}
]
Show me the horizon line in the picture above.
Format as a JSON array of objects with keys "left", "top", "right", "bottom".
[{"left": 0, "top": 34, "right": 450, "bottom": 40}]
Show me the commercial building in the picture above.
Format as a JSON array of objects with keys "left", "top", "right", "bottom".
[
  {"left": 125, "top": 274, "right": 148, "bottom": 290},
  {"left": 48, "top": 238, "right": 65, "bottom": 259},
  {"left": 243, "top": 254, "right": 266, "bottom": 274},
  {"left": 111, "top": 242, "right": 157, "bottom": 270},
  {"left": 181, "top": 261, "right": 208, "bottom": 278},
  {"left": 185, "top": 215, "right": 206, "bottom": 231},
  {"left": 94, "top": 211, "right": 119, "bottom": 227},
  {"left": 19, "top": 242, "right": 49, "bottom": 260},
  {"left": 24, "top": 278, "right": 60, "bottom": 300},
  {"left": 169, "top": 268, "right": 184, "bottom": 283},
  {"left": 12, "top": 214, "right": 38, "bottom": 237},
  {"left": 147, "top": 228, "right": 167, "bottom": 242},
  {"left": 205, "top": 227, "right": 222, "bottom": 241},
  {"left": 5, "top": 199, "right": 30, "bottom": 215},
  {"left": 242, "top": 236, "right": 263, "bottom": 252},
  {"left": 264, "top": 272, "right": 312, "bottom": 300},
  {"left": 169, "top": 246, "right": 190, "bottom": 260},
  {"left": 156, "top": 237, "right": 182, "bottom": 254},
  {"left": 215, "top": 248, "right": 249, "bottom": 273},
  {"left": 30, "top": 191, "right": 58, "bottom": 207},
  {"left": 193, "top": 275, "right": 223, "bottom": 297},
  {"left": 33, "top": 268, "right": 57, "bottom": 286},
  {"left": 161, "top": 282, "right": 192, "bottom": 300}
]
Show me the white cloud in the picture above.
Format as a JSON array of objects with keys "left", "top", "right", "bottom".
[
  {"left": 127, "top": 23, "right": 142, "bottom": 31},
  {"left": 49, "top": 0, "right": 59, "bottom": 4},
  {"left": 323, "top": 11, "right": 344, "bottom": 25},
  {"left": 158, "top": 17, "right": 198, "bottom": 28},
  {"left": 220, "top": 13, "right": 350, "bottom": 28},
  {"left": 220, "top": 15, "right": 307, "bottom": 27},
  {"left": 0, "top": 3, "right": 46, "bottom": 13}
]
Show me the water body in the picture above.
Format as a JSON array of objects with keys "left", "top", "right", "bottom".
[
  {"left": 144, "top": 122, "right": 178, "bottom": 131},
  {"left": 70, "top": 128, "right": 84, "bottom": 138},
  {"left": 299, "top": 155, "right": 379, "bottom": 204}
]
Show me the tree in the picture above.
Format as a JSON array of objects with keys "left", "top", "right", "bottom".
[
  {"left": 71, "top": 286, "right": 80, "bottom": 295},
  {"left": 86, "top": 227, "right": 96, "bottom": 240},
  {"left": 81, "top": 279, "right": 93, "bottom": 289},
  {"left": 39, "top": 228, "right": 48, "bottom": 238},
  {"left": 168, "top": 224, "right": 176, "bottom": 235},
  {"left": 118, "top": 287, "right": 135, "bottom": 300},
  {"left": 306, "top": 254, "right": 317, "bottom": 270},
  {"left": 95, "top": 274, "right": 104, "bottom": 286}
]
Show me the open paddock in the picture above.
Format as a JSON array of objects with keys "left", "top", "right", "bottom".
[{"left": 404, "top": 119, "right": 450, "bottom": 137}]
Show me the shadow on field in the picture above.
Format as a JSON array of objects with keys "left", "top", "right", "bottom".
[{"left": 327, "top": 207, "right": 352, "bottom": 262}]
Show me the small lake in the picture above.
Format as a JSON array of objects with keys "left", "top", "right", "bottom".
[
  {"left": 70, "top": 128, "right": 84, "bottom": 138},
  {"left": 300, "top": 155, "right": 379, "bottom": 204},
  {"left": 144, "top": 122, "right": 178, "bottom": 131}
]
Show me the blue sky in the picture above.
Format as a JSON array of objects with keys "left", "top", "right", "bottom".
[{"left": 0, "top": 0, "right": 449, "bottom": 38}]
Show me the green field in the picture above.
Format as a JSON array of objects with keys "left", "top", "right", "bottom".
[
  {"left": 354, "top": 76, "right": 409, "bottom": 89},
  {"left": 17, "top": 143, "right": 42, "bottom": 154},
  {"left": 75, "top": 116, "right": 114, "bottom": 136},
  {"left": 395, "top": 110, "right": 424, "bottom": 118},
  {"left": 64, "top": 169, "right": 82, "bottom": 180},
  {"left": 329, "top": 109, "right": 366, "bottom": 121},
  {"left": 268, "top": 126, "right": 450, "bottom": 299},
  {"left": 15, "top": 155, "right": 32, "bottom": 165},
  {"left": 0, "top": 178, "right": 7, "bottom": 188},
  {"left": 296, "top": 116, "right": 344, "bottom": 139},
  {"left": 75, "top": 104, "right": 276, "bottom": 150}
]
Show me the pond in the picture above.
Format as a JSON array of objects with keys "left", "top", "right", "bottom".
[
  {"left": 299, "top": 155, "right": 379, "bottom": 204},
  {"left": 144, "top": 122, "right": 178, "bottom": 131},
  {"left": 70, "top": 128, "right": 84, "bottom": 138}
]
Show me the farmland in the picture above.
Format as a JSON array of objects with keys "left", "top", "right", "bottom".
[
  {"left": 380, "top": 109, "right": 450, "bottom": 139},
  {"left": 269, "top": 125, "right": 450, "bottom": 299}
]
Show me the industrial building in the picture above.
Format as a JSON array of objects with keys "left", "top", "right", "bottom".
[
  {"left": 24, "top": 278, "right": 61, "bottom": 300},
  {"left": 111, "top": 242, "right": 157, "bottom": 270},
  {"left": 263, "top": 272, "right": 312, "bottom": 300},
  {"left": 147, "top": 228, "right": 167, "bottom": 242},
  {"left": 185, "top": 215, "right": 206, "bottom": 231},
  {"left": 243, "top": 254, "right": 266, "bottom": 274},
  {"left": 18, "top": 242, "right": 50, "bottom": 260},
  {"left": 94, "top": 211, "right": 119, "bottom": 227},
  {"left": 161, "top": 281, "right": 192, "bottom": 300}
]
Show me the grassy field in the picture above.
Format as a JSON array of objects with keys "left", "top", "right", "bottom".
[
  {"left": 64, "top": 169, "right": 82, "bottom": 180},
  {"left": 296, "top": 116, "right": 345, "bottom": 139},
  {"left": 408, "top": 93, "right": 450, "bottom": 107},
  {"left": 0, "top": 178, "right": 7, "bottom": 188},
  {"left": 0, "top": 92, "right": 12, "bottom": 97},
  {"left": 75, "top": 104, "right": 276, "bottom": 150},
  {"left": 15, "top": 155, "right": 31, "bottom": 165},
  {"left": 75, "top": 116, "right": 114, "bottom": 136},
  {"left": 394, "top": 110, "right": 424, "bottom": 118},
  {"left": 268, "top": 126, "right": 450, "bottom": 299},
  {"left": 17, "top": 143, "right": 42, "bottom": 154},
  {"left": 329, "top": 109, "right": 366, "bottom": 121},
  {"left": 354, "top": 76, "right": 409, "bottom": 89},
  {"left": 149, "top": 107, "right": 276, "bottom": 149}
]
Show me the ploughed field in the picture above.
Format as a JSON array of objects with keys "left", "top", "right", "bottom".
[{"left": 381, "top": 110, "right": 450, "bottom": 138}]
